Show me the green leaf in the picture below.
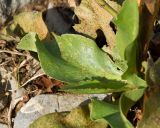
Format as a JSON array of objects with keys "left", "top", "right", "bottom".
[
  {"left": 17, "top": 0, "right": 142, "bottom": 95},
  {"left": 90, "top": 99, "right": 119, "bottom": 119},
  {"left": 122, "top": 73, "right": 147, "bottom": 88},
  {"left": 61, "top": 78, "right": 134, "bottom": 94},
  {"left": 119, "top": 88, "right": 145, "bottom": 116},
  {"left": 112, "top": 0, "right": 139, "bottom": 74},
  {"left": 118, "top": 74, "right": 146, "bottom": 127},
  {"left": 36, "top": 34, "right": 145, "bottom": 93},
  {"left": 113, "top": 0, "right": 139, "bottom": 61},
  {"left": 17, "top": 32, "right": 146, "bottom": 93},
  {"left": 55, "top": 34, "right": 122, "bottom": 78},
  {"left": 90, "top": 99, "right": 133, "bottom": 128},
  {"left": 120, "top": 73, "right": 146, "bottom": 116},
  {"left": 35, "top": 34, "right": 122, "bottom": 83},
  {"left": 17, "top": 32, "right": 37, "bottom": 52},
  {"left": 104, "top": 112, "right": 133, "bottom": 128},
  {"left": 18, "top": 33, "right": 137, "bottom": 93}
]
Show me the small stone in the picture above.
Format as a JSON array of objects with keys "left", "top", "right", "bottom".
[
  {"left": 0, "top": 123, "right": 8, "bottom": 128},
  {"left": 14, "top": 94, "right": 107, "bottom": 128}
]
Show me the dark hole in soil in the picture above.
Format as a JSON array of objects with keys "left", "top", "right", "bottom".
[
  {"left": 110, "top": 22, "right": 117, "bottom": 34},
  {"left": 95, "top": 29, "right": 107, "bottom": 48},
  {"left": 110, "top": 0, "right": 124, "bottom": 5}
]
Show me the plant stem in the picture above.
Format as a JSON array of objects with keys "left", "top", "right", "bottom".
[{"left": 95, "top": 0, "right": 118, "bottom": 17}]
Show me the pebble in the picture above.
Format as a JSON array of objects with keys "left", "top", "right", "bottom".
[
  {"left": 14, "top": 94, "right": 107, "bottom": 128},
  {"left": 0, "top": 123, "right": 8, "bottom": 128}
]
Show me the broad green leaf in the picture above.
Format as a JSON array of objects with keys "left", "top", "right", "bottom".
[
  {"left": 113, "top": 0, "right": 139, "bottom": 61},
  {"left": 54, "top": 34, "right": 122, "bottom": 78},
  {"left": 107, "top": 0, "right": 139, "bottom": 76},
  {"left": 18, "top": 33, "right": 135, "bottom": 93},
  {"left": 34, "top": 34, "right": 123, "bottom": 83},
  {"left": 17, "top": 0, "right": 143, "bottom": 95},
  {"left": 104, "top": 112, "right": 132, "bottom": 128},
  {"left": 17, "top": 32, "right": 37, "bottom": 52},
  {"left": 89, "top": 99, "right": 119, "bottom": 119},
  {"left": 17, "top": 33, "right": 145, "bottom": 94},
  {"left": 124, "top": 42, "right": 138, "bottom": 73},
  {"left": 61, "top": 78, "right": 134, "bottom": 94},
  {"left": 119, "top": 88, "right": 145, "bottom": 116},
  {"left": 90, "top": 99, "right": 133, "bottom": 128},
  {"left": 122, "top": 73, "right": 147, "bottom": 88},
  {"left": 62, "top": 72, "right": 147, "bottom": 94},
  {"left": 138, "top": 90, "right": 160, "bottom": 128},
  {"left": 30, "top": 106, "right": 108, "bottom": 128},
  {"left": 119, "top": 73, "right": 146, "bottom": 116},
  {"left": 118, "top": 75, "right": 146, "bottom": 128}
]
